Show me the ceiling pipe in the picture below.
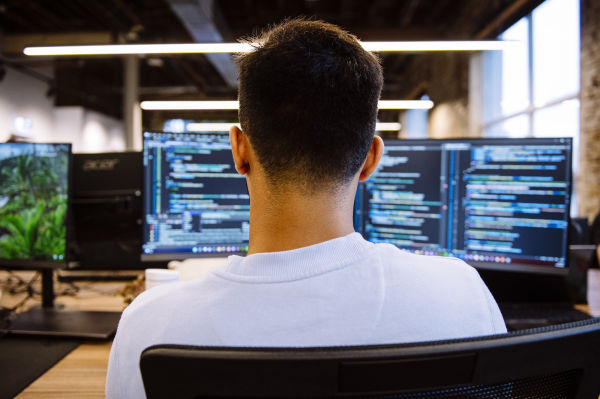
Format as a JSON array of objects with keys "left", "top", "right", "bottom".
[{"left": 166, "top": 0, "right": 238, "bottom": 88}]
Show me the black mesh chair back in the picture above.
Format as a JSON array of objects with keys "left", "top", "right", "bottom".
[{"left": 140, "top": 318, "right": 600, "bottom": 399}]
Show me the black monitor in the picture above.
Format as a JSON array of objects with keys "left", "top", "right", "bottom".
[
  {"left": 141, "top": 132, "right": 250, "bottom": 261},
  {"left": 0, "top": 143, "right": 121, "bottom": 339},
  {"left": 356, "top": 137, "right": 572, "bottom": 276},
  {"left": 0, "top": 142, "right": 71, "bottom": 268}
]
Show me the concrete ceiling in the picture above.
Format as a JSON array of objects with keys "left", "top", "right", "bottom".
[{"left": 0, "top": 0, "right": 544, "bottom": 120}]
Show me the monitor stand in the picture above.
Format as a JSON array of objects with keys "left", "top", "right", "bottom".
[{"left": 3, "top": 268, "right": 122, "bottom": 340}]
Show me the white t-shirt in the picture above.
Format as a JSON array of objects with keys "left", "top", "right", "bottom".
[{"left": 106, "top": 232, "right": 506, "bottom": 398}]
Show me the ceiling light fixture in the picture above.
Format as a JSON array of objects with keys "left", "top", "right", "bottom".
[
  {"left": 375, "top": 122, "right": 403, "bottom": 131},
  {"left": 23, "top": 41, "right": 514, "bottom": 56},
  {"left": 361, "top": 41, "right": 515, "bottom": 52},
  {"left": 186, "top": 122, "right": 238, "bottom": 132},
  {"left": 378, "top": 100, "right": 434, "bottom": 110},
  {"left": 185, "top": 122, "right": 402, "bottom": 132},
  {"left": 140, "top": 100, "right": 434, "bottom": 110},
  {"left": 23, "top": 43, "right": 254, "bottom": 56},
  {"left": 141, "top": 101, "right": 239, "bottom": 110}
]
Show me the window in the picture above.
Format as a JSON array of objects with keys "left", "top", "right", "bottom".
[
  {"left": 532, "top": 0, "right": 580, "bottom": 107},
  {"left": 478, "top": 0, "right": 580, "bottom": 214},
  {"left": 481, "top": 0, "right": 580, "bottom": 144}
]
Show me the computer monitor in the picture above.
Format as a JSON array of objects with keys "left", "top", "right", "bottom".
[
  {"left": 0, "top": 142, "right": 122, "bottom": 338},
  {"left": 356, "top": 137, "right": 572, "bottom": 276},
  {"left": 0, "top": 142, "right": 71, "bottom": 268},
  {"left": 141, "top": 132, "right": 250, "bottom": 261}
]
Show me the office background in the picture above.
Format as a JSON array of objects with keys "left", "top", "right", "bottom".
[
  {"left": 0, "top": 0, "right": 598, "bottom": 219},
  {"left": 1, "top": 0, "right": 600, "bottom": 397}
]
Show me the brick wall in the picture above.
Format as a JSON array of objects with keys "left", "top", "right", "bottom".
[{"left": 579, "top": 0, "right": 600, "bottom": 220}]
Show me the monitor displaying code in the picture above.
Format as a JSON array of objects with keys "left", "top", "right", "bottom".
[
  {"left": 356, "top": 137, "right": 572, "bottom": 273},
  {"left": 142, "top": 132, "right": 249, "bottom": 260}
]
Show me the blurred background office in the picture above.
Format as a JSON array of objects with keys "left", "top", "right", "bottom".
[
  {"left": 1, "top": 2, "right": 600, "bottom": 396},
  {"left": 0, "top": 0, "right": 597, "bottom": 221}
]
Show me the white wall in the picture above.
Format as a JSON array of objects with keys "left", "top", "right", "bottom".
[
  {"left": 52, "top": 106, "right": 84, "bottom": 145},
  {"left": 0, "top": 66, "right": 55, "bottom": 142},
  {"left": 81, "top": 110, "right": 126, "bottom": 153},
  {"left": 0, "top": 66, "right": 125, "bottom": 153},
  {"left": 53, "top": 106, "right": 126, "bottom": 153}
]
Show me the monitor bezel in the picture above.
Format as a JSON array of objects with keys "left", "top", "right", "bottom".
[
  {"left": 367, "top": 136, "right": 573, "bottom": 276},
  {"left": 0, "top": 142, "right": 73, "bottom": 270},
  {"left": 141, "top": 131, "right": 249, "bottom": 262}
]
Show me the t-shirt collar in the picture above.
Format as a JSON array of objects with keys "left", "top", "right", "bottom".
[{"left": 217, "top": 232, "right": 373, "bottom": 281}]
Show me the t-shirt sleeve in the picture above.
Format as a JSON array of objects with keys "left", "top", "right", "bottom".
[
  {"left": 105, "top": 288, "right": 170, "bottom": 399},
  {"left": 481, "top": 281, "right": 508, "bottom": 334},
  {"left": 105, "top": 322, "right": 123, "bottom": 398},
  {"left": 461, "top": 261, "right": 507, "bottom": 335}
]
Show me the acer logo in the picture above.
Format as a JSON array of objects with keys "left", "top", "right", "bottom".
[{"left": 82, "top": 159, "right": 119, "bottom": 171}]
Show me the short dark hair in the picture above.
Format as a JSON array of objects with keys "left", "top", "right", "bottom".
[{"left": 235, "top": 18, "right": 383, "bottom": 189}]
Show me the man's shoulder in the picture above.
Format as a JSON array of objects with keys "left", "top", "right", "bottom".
[
  {"left": 121, "top": 278, "right": 208, "bottom": 324},
  {"left": 372, "top": 242, "right": 475, "bottom": 273},
  {"left": 369, "top": 243, "right": 484, "bottom": 294},
  {"left": 121, "top": 282, "right": 179, "bottom": 320}
]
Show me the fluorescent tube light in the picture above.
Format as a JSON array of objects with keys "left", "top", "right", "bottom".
[
  {"left": 186, "top": 123, "right": 238, "bottom": 132},
  {"left": 375, "top": 122, "right": 402, "bottom": 131},
  {"left": 23, "top": 41, "right": 514, "bottom": 56},
  {"left": 186, "top": 122, "right": 402, "bottom": 132},
  {"left": 140, "top": 100, "right": 433, "bottom": 111},
  {"left": 361, "top": 41, "right": 515, "bottom": 52},
  {"left": 140, "top": 101, "right": 239, "bottom": 110},
  {"left": 378, "top": 100, "right": 434, "bottom": 110},
  {"left": 24, "top": 43, "right": 254, "bottom": 56}
]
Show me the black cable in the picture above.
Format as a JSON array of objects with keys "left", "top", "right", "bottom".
[
  {"left": 0, "top": 275, "right": 37, "bottom": 338},
  {"left": 0, "top": 270, "right": 121, "bottom": 337},
  {"left": 56, "top": 279, "right": 80, "bottom": 296},
  {"left": 1, "top": 271, "right": 40, "bottom": 297}
]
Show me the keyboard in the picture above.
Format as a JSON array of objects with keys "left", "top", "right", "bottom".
[{"left": 500, "top": 303, "right": 592, "bottom": 331}]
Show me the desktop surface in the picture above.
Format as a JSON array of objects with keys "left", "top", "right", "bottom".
[{"left": 5, "top": 307, "right": 121, "bottom": 339}]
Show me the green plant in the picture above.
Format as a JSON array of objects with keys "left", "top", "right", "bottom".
[
  {"left": 0, "top": 198, "right": 66, "bottom": 261},
  {"left": 0, "top": 149, "right": 69, "bottom": 262}
]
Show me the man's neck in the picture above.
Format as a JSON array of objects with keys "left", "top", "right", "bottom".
[{"left": 247, "top": 186, "right": 357, "bottom": 255}]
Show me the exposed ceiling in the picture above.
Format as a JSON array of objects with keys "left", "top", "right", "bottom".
[{"left": 0, "top": 0, "right": 543, "bottom": 123}]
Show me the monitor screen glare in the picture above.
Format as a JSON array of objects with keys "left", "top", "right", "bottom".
[
  {"left": 0, "top": 143, "right": 70, "bottom": 265},
  {"left": 142, "top": 132, "right": 250, "bottom": 260},
  {"left": 356, "top": 137, "right": 572, "bottom": 274}
]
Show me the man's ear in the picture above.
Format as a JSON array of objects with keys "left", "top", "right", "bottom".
[
  {"left": 229, "top": 125, "right": 250, "bottom": 175},
  {"left": 358, "top": 135, "right": 384, "bottom": 182}
]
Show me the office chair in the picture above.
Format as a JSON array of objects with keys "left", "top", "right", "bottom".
[{"left": 140, "top": 318, "right": 600, "bottom": 399}]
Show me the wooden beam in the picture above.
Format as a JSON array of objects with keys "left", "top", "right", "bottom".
[{"left": 475, "top": 0, "right": 543, "bottom": 39}]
